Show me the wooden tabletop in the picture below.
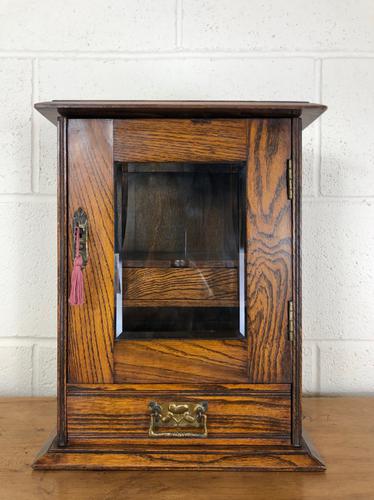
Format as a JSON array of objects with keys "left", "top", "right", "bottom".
[{"left": 1, "top": 397, "right": 372, "bottom": 499}]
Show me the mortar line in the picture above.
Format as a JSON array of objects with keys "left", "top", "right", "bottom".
[
  {"left": 0, "top": 337, "right": 57, "bottom": 344},
  {"left": 316, "top": 344, "right": 322, "bottom": 395},
  {"left": 1, "top": 50, "right": 374, "bottom": 59},
  {"left": 312, "top": 343, "right": 319, "bottom": 396},
  {"left": 303, "top": 195, "right": 374, "bottom": 202},
  {"left": 31, "top": 343, "right": 36, "bottom": 396},
  {"left": 304, "top": 338, "right": 374, "bottom": 342},
  {"left": 0, "top": 193, "right": 56, "bottom": 202},
  {"left": 317, "top": 59, "right": 323, "bottom": 197},
  {"left": 31, "top": 58, "right": 40, "bottom": 193},
  {"left": 313, "top": 59, "right": 322, "bottom": 198},
  {"left": 175, "top": 0, "right": 183, "bottom": 49}
]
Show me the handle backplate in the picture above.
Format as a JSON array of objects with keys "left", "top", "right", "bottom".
[{"left": 149, "top": 401, "right": 208, "bottom": 438}]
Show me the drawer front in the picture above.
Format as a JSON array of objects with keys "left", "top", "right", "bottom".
[
  {"left": 123, "top": 267, "right": 238, "bottom": 307},
  {"left": 67, "top": 384, "right": 291, "bottom": 446}
]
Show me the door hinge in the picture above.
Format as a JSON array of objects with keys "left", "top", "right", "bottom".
[
  {"left": 288, "top": 300, "right": 295, "bottom": 342},
  {"left": 287, "top": 159, "right": 293, "bottom": 200}
]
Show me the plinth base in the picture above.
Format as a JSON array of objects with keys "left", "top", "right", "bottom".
[{"left": 33, "top": 433, "right": 325, "bottom": 471}]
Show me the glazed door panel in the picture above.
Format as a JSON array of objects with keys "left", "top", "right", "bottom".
[{"left": 113, "top": 119, "right": 248, "bottom": 383}]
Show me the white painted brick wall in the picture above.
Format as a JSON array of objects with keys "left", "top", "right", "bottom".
[
  {"left": 0, "top": 0, "right": 373, "bottom": 395},
  {"left": 0, "top": 59, "right": 32, "bottom": 193}
]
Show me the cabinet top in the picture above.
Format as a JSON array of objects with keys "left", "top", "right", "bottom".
[{"left": 35, "top": 100, "right": 326, "bottom": 129}]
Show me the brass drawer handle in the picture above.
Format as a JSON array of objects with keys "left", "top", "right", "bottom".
[{"left": 149, "top": 401, "right": 208, "bottom": 438}]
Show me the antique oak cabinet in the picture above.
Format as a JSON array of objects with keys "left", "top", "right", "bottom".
[{"left": 33, "top": 101, "right": 327, "bottom": 471}]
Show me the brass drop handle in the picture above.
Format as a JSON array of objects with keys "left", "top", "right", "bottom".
[
  {"left": 72, "top": 207, "right": 88, "bottom": 268},
  {"left": 149, "top": 401, "right": 208, "bottom": 438},
  {"left": 69, "top": 208, "right": 88, "bottom": 306}
]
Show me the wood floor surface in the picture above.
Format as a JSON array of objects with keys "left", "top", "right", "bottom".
[{"left": 0, "top": 397, "right": 373, "bottom": 499}]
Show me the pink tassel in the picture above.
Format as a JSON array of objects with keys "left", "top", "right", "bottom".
[{"left": 69, "top": 226, "right": 84, "bottom": 305}]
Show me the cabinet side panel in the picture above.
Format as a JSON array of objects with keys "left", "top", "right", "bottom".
[
  {"left": 57, "top": 117, "right": 68, "bottom": 445},
  {"left": 68, "top": 119, "right": 114, "bottom": 383},
  {"left": 247, "top": 119, "right": 292, "bottom": 383},
  {"left": 292, "top": 117, "right": 302, "bottom": 445}
]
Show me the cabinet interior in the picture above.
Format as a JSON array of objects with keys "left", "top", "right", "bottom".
[{"left": 115, "top": 162, "right": 246, "bottom": 339}]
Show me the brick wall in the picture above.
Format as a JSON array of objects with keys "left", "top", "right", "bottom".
[{"left": 0, "top": 0, "right": 373, "bottom": 395}]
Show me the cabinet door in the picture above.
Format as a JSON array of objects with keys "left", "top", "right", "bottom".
[
  {"left": 67, "top": 119, "right": 114, "bottom": 383},
  {"left": 112, "top": 119, "right": 249, "bottom": 384},
  {"left": 246, "top": 119, "right": 292, "bottom": 383},
  {"left": 66, "top": 118, "right": 292, "bottom": 385}
]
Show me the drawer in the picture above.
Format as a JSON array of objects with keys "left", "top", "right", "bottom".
[
  {"left": 67, "top": 384, "right": 291, "bottom": 446},
  {"left": 123, "top": 267, "right": 238, "bottom": 307}
]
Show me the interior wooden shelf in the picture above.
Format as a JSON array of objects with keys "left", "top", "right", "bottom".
[
  {"left": 123, "top": 299, "right": 239, "bottom": 308},
  {"left": 123, "top": 260, "right": 238, "bottom": 269},
  {"left": 116, "top": 330, "right": 244, "bottom": 340},
  {"left": 122, "top": 254, "right": 239, "bottom": 269}
]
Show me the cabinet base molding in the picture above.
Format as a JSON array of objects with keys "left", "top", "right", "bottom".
[{"left": 33, "top": 433, "right": 325, "bottom": 471}]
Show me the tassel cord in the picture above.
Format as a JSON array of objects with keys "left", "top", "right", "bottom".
[{"left": 69, "top": 226, "right": 85, "bottom": 305}]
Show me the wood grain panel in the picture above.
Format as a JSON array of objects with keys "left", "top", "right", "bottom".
[
  {"left": 66, "top": 389, "right": 291, "bottom": 445},
  {"left": 114, "top": 119, "right": 248, "bottom": 162},
  {"left": 57, "top": 117, "right": 68, "bottom": 446},
  {"left": 291, "top": 117, "right": 302, "bottom": 445},
  {"left": 123, "top": 267, "right": 238, "bottom": 307},
  {"left": 114, "top": 339, "right": 248, "bottom": 383},
  {"left": 246, "top": 119, "right": 292, "bottom": 383},
  {"left": 68, "top": 119, "right": 114, "bottom": 383}
]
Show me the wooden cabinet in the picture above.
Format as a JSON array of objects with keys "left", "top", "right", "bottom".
[{"left": 33, "top": 101, "right": 327, "bottom": 471}]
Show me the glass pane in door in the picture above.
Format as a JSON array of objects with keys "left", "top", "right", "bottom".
[{"left": 115, "top": 163, "right": 246, "bottom": 339}]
